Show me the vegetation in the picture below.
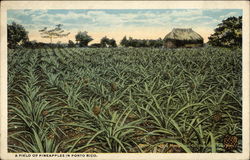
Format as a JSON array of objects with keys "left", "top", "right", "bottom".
[
  {"left": 8, "top": 47, "right": 242, "bottom": 153},
  {"left": 120, "top": 36, "right": 163, "bottom": 48},
  {"left": 120, "top": 36, "right": 129, "bottom": 47},
  {"left": 39, "top": 24, "right": 70, "bottom": 43},
  {"left": 8, "top": 16, "right": 242, "bottom": 49},
  {"left": 208, "top": 16, "right": 242, "bottom": 47},
  {"left": 7, "top": 22, "right": 29, "bottom": 49},
  {"left": 75, "top": 31, "right": 93, "bottom": 47},
  {"left": 100, "top": 36, "right": 117, "bottom": 48},
  {"left": 90, "top": 43, "right": 102, "bottom": 48},
  {"left": 7, "top": 15, "right": 242, "bottom": 153},
  {"left": 23, "top": 41, "right": 68, "bottom": 48},
  {"left": 68, "top": 40, "right": 75, "bottom": 48}
]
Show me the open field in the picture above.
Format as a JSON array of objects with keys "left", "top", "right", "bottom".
[{"left": 7, "top": 47, "right": 242, "bottom": 153}]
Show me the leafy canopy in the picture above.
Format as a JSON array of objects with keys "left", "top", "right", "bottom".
[
  {"left": 100, "top": 36, "right": 117, "bottom": 48},
  {"left": 75, "top": 31, "right": 93, "bottom": 47},
  {"left": 7, "top": 22, "right": 29, "bottom": 49},
  {"left": 208, "top": 16, "right": 242, "bottom": 47}
]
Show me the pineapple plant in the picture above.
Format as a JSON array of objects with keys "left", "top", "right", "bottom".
[
  {"left": 167, "top": 144, "right": 183, "bottom": 153},
  {"left": 7, "top": 47, "right": 242, "bottom": 153},
  {"left": 223, "top": 134, "right": 238, "bottom": 151},
  {"left": 163, "top": 71, "right": 170, "bottom": 80},
  {"left": 212, "top": 111, "right": 223, "bottom": 122},
  {"left": 42, "top": 110, "right": 49, "bottom": 116},
  {"left": 110, "top": 82, "right": 117, "bottom": 92},
  {"left": 83, "top": 78, "right": 89, "bottom": 84},
  {"left": 92, "top": 106, "right": 101, "bottom": 116},
  {"left": 190, "top": 82, "right": 196, "bottom": 90},
  {"left": 222, "top": 125, "right": 239, "bottom": 151}
]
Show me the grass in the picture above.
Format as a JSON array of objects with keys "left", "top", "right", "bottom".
[{"left": 7, "top": 47, "right": 242, "bottom": 153}]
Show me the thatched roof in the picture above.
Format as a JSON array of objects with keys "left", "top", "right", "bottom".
[{"left": 164, "top": 28, "right": 203, "bottom": 41}]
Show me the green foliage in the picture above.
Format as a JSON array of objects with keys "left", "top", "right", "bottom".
[
  {"left": 109, "top": 39, "right": 117, "bottom": 48},
  {"left": 101, "top": 36, "right": 117, "bottom": 48},
  {"left": 8, "top": 47, "right": 242, "bottom": 153},
  {"left": 23, "top": 40, "right": 38, "bottom": 49},
  {"left": 208, "top": 16, "right": 242, "bottom": 47},
  {"left": 120, "top": 36, "right": 163, "bottom": 48},
  {"left": 120, "top": 36, "right": 129, "bottom": 47},
  {"left": 7, "top": 22, "right": 29, "bottom": 49},
  {"left": 68, "top": 40, "right": 75, "bottom": 48},
  {"left": 75, "top": 31, "right": 93, "bottom": 47},
  {"left": 65, "top": 107, "right": 146, "bottom": 152}
]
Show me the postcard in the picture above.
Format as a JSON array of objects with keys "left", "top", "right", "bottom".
[{"left": 0, "top": 1, "right": 249, "bottom": 160}]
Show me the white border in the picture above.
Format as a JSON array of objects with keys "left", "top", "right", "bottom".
[{"left": 0, "top": 1, "right": 249, "bottom": 160}]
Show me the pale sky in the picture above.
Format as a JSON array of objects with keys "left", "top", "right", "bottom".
[{"left": 7, "top": 9, "right": 242, "bottom": 44}]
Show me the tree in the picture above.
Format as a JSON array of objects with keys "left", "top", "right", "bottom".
[
  {"left": 128, "top": 37, "right": 137, "bottom": 47},
  {"left": 100, "top": 36, "right": 117, "bottom": 48},
  {"left": 68, "top": 40, "right": 75, "bottom": 48},
  {"left": 155, "top": 38, "right": 163, "bottom": 48},
  {"left": 208, "top": 16, "right": 242, "bottom": 47},
  {"left": 8, "top": 22, "right": 29, "bottom": 49},
  {"left": 120, "top": 36, "right": 163, "bottom": 48},
  {"left": 75, "top": 31, "right": 93, "bottom": 47},
  {"left": 109, "top": 38, "right": 117, "bottom": 47},
  {"left": 39, "top": 24, "right": 70, "bottom": 43},
  {"left": 120, "top": 36, "right": 129, "bottom": 47},
  {"left": 100, "top": 36, "right": 109, "bottom": 47}
]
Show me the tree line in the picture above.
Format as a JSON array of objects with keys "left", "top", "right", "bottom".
[
  {"left": 7, "top": 16, "right": 242, "bottom": 49},
  {"left": 7, "top": 23, "right": 163, "bottom": 49}
]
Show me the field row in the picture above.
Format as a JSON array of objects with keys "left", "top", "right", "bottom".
[{"left": 8, "top": 47, "right": 242, "bottom": 153}]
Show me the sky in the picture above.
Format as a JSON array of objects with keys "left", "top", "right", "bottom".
[{"left": 7, "top": 9, "right": 242, "bottom": 44}]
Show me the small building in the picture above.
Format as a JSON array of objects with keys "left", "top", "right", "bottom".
[{"left": 163, "top": 28, "right": 204, "bottom": 48}]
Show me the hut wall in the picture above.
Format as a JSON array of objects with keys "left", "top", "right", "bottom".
[
  {"left": 164, "top": 39, "right": 203, "bottom": 48},
  {"left": 164, "top": 40, "right": 176, "bottom": 48}
]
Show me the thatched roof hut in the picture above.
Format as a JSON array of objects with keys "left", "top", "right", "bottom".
[{"left": 163, "top": 28, "right": 203, "bottom": 48}]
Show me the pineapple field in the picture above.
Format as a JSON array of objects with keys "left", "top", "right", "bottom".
[{"left": 7, "top": 47, "right": 242, "bottom": 153}]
